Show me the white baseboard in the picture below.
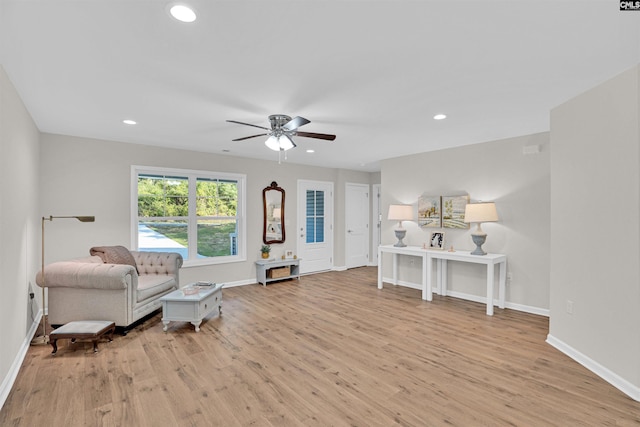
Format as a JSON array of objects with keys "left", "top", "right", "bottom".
[
  {"left": 546, "top": 334, "right": 640, "bottom": 402},
  {"left": 0, "top": 310, "right": 42, "bottom": 411},
  {"left": 220, "top": 278, "right": 256, "bottom": 288},
  {"left": 381, "top": 277, "right": 548, "bottom": 316},
  {"left": 332, "top": 265, "right": 347, "bottom": 272}
]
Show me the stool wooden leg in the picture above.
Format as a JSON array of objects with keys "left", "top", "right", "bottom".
[{"left": 50, "top": 339, "right": 58, "bottom": 355}]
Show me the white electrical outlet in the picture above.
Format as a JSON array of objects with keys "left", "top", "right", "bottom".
[{"left": 566, "top": 300, "right": 574, "bottom": 314}]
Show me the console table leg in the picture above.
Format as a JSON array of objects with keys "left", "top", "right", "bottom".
[
  {"left": 486, "top": 265, "right": 495, "bottom": 316},
  {"left": 425, "top": 255, "right": 433, "bottom": 301},
  {"left": 498, "top": 262, "right": 506, "bottom": 309}
]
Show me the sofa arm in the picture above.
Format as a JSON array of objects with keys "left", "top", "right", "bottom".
[
  {"left": 36, "top": 261, "right": 135, "bottom": 290},
  {"left": 131, "top": 251, "right": 183, "bottom": 276}
]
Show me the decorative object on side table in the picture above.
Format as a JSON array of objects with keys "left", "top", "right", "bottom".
[
  {"left": 429, "top": 231, "right": 445, "bottom": 250},
  {"left": 388, "top": 204, "right": 414, "bottom": 247},
  {"left": 463, "top": 202, "right": 499, "bottom": 255},
  {"left": 261, "top": 244, "right": 271, "bottom": 259},
  {"left": 33, "top": 215, "right": 95, "bottom": 346}
]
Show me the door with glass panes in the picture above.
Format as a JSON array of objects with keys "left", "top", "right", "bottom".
[{"left": 297, "top": 180, "right": 333, "bottom": 274}]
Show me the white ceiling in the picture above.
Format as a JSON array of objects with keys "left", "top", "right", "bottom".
[{"left": 1, "top": 1, "right": 639, "bottom": 172}]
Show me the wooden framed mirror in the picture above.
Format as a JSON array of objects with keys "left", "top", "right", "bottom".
[{"left": 263, "top": 181, "right": 285, "bottom": 244}]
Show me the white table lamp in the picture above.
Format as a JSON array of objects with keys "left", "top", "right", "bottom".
[
  {"left": 464, "top": 202, "right": 498, "bottom": 255},
  {"left": 388, "top": 204, "right": 414, "bottom": 247}
]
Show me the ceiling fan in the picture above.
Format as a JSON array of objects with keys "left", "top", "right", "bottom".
[{"left": 227, "top": 114, "right": 336, "bottom": 152}]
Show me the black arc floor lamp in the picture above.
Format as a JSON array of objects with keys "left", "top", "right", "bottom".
[{"left": 32, "top": 215, "right": 95, "bottom": 345}]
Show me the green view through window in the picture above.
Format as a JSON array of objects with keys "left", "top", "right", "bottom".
[{"left": 133, "top": 166, "right": 246, "bottom": 265}]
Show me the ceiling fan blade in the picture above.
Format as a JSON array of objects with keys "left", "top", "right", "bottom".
[
  {"left": 232, "top": 133, "right": 268, "bottom": 141},
  {"left": 282, "top": 116, "right": 310, "bottom": 131},
  {"left": 227, "top": 120, "right": 270, "bottom": 131},
  {"left": 295, "top": 131, "right": 336, "bottom": 141}
]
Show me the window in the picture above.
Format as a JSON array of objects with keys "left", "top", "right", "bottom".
[
  {"left": 305, "top": 189, "right": 325, "bottom": 243},
  {"left": 132, "top": 166, "right": 246, "bottom": 266}
]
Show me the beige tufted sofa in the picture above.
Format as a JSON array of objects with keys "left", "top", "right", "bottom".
[{"left": 36, "top": 251, "right": 183, "bottom": 329}]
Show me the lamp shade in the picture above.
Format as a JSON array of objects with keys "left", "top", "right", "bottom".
[
  {"left": 464, "top": 202, "right": 498, "bottom": 223},
  {"left": 388, "top": 204, "right": 414, "bottom": 221}
]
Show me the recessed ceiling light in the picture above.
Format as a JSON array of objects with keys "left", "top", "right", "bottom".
[
  {"left": 123, "top": 119, "right": 136, "bottom": 125},
  {"left": 169, "top": 4, "right": 196, "bottom": 23},
  {"left": 306, "top": 149, "right": 315, "bottom": 153},
  {"left": 433, "top": 114, "right": 447, "bottom": 120}
]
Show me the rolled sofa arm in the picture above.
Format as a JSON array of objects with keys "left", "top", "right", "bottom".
[
  {"left": 131, "top": 251, "right": 183, "bottom": 276},
  {"left": 36, "top": 261, "right": 135, "bottom": 290}
]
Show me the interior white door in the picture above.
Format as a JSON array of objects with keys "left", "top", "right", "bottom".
[
  {"left": 371, "top": 184, "right": 381, "bottom": 266},
  {"left": 345, "top": 183, "right": 370, "bottom": 269},
  {"left": 297, "top": 180, "right": 333, "bottom": 274}
]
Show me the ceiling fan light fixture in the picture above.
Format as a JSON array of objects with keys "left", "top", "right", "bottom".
[
  {"left": 279, "top": 135, "right": 295, "bottom": 151},
  {"left": 169, "top": 4, "right": 196, "bottom": 23},
  {"left": 265, "top": 135, "right": 280, "bottom": 151}
]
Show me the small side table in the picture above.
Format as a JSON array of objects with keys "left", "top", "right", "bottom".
[
  {"left": 49, "top": 320, "right": 116, "bottom": 354},
  {"left": 255, "top": 258, "right": 301, "bottom": 286}
]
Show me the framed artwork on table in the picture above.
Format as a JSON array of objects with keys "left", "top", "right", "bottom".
[
  {"left": 284, "top": 250, "right": 294, "bottom": 259},
  {"left": 442, "top": 195, "right": 470, "bottom": 228},
  {"left": 429, "top": 231, "right": 445, "bottom": 250},
  {"left": 418, "top": 195, "right": 441, "bottom": 228}
]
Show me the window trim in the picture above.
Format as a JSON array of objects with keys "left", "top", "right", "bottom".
[{"left": 131, "top": 165, "right": 247, "bottom": 267}]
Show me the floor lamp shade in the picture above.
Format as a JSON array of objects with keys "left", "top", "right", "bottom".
[
  {"left": 388, "top": 204, "right": 413, "bottom": 247},
  {"left": 464, "top": 202, "right": 498, "bottom": 255},
  {"left": 33, "top": 215, "right": 95, "bottom": 345}
]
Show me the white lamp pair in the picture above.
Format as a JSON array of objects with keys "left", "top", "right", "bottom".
[{"left": 387, "top": 202, "right": 498, "bottom": 255}]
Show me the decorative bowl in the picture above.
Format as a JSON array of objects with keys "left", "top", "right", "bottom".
[{"left": 182, "top": 285, "right": 199, "bottom": 296}]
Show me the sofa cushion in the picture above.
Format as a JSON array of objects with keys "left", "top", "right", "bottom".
[
  {"left": 137, "top": 274, "right": 176, "bottom": 303},
  {"left": 90, "top": 246, "right": 139, "bottom": 273}
]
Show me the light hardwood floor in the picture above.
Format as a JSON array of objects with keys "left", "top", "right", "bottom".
[{"left": 2, "top": 267, "right": 639, "bottom": 426}]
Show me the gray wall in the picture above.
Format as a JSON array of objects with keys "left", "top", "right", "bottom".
[
  {"left": 549, "top": 65, "right": 640, "bottom": 394},
  {"left": 39, "top": 133, "right": 376, "bottom": 286},
  {"left": 0, "top": 66, "right": 40, "bottom": 407},
  {"left": 380, "top": 133, "right": 551, "bottom": 313}
]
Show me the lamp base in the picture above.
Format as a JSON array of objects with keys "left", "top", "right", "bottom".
[
  {"left": 470, "top": 233, "right": 487, "bottom": 255},
  {"left": 394, "top": 229, "right": 407, "bottom": 247}
]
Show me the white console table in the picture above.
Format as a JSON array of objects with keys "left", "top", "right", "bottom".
[
  {"left": 378, "top": 244, "right": 507, "bottom": 316},
  {"left": 377, "top": 244, "right": 428, "bottom": 296}
]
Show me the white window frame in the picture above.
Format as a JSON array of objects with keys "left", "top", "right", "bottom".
[{"left": 131, "top": 165, "right": 247, "bottom": 267}]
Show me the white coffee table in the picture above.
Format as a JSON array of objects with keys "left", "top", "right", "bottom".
[{"left": 160, "top": 283, "right": 223, "bottom": 332}]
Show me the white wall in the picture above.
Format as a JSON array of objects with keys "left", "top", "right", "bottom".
[
  {"left": 380, "top": 133, "right": 551, "bottom": 313},
  {"left": 39, "top": 133, "right": 376, "bottom": 286},
  {"left": 549, "top": 65, "right": 640, "bottom": 399},
  {"left": 0, "top": 66, "right": 40, "bottom": 408}
]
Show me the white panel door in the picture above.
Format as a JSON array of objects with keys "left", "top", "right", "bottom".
[
  {"left": 297, "top": 180, "right": 333, "bottom": 274},
  {"left": 345, "top": 183, "right": 370, "bottom": 269},
  {"left": 371, "top": 184, "right": 381, "bottom": 265}
]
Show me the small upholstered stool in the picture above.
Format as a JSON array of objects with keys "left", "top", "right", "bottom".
[{"left": 49, "top": 320, "right": 116, "bottom": 354}]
